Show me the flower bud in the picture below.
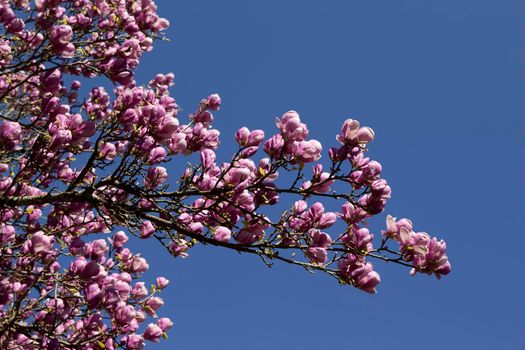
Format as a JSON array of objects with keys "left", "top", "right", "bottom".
[
  {"left": 140, "top": 221, "right": 155, "bottom": 239},
  {"left": 157, "top": 317, "right": 173, "bottom": 331},
  {"left": 156, "top": 277, "right": 170, "bottom": 289},
  {"left": 206, "top": 93, "right": 221, "bottom": 111},
  {"left": 213, "top": 226, "right": 231, "bottom": 243},
  {"left": 144, "top": 324, "right": 163, "bottom": 342}
]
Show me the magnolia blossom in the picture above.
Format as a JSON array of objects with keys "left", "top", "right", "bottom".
[
  {"left": 0, "top": 1, "right": 451, "bottom": 348},
  {"left": 336, "top": 119, "right": 375, "bottom": 146}
]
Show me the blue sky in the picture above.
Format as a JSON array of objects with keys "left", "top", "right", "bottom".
[{"left": 131, "top": 1, "right": 525, "bottom": 348}]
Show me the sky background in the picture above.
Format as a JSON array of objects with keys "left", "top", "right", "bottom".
[{"left": 131, "top": 1, "right": 524, "bottom": 349}]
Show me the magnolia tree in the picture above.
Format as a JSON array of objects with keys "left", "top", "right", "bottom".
[{"left": 0, "top": 0, "right": 451, "bottom": 349}]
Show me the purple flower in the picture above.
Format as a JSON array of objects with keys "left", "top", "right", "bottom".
[
  {"left": 0, "top": 121, "right": 22, "bottom": 149},
  {"left": 305, "top": 229, "right": 332, "bottom": 264},
  {"left": 144, "top": 296, "right": 164, "bottom": 316},
  {"left": 145, "top": 166, "right": 168, "bottom": 188},
  {"left": 276, "top": 110, "right": 309, "bottom": 141},
  {"left": 99, "top": 142, "right": 117, "bottom": 160},
  {"left": 247, "top": 129, "right": 265, "bottom": 147},
  {"left": 336, "top": 119, "right": 374, "bottom": 147},
  {"left": 292, "top": 139, "right": 322, "bottom": 164},
  {"left": 207, "top": 93, "right": 221, "bottom": 110},
  {"left": 338, "top": 254, "right": 380, "bottom": 294},
  {"left": 91, "top": 239, "right": 108, "bottom": 258},
  {"left": 302, "top": 171, "right": 334, "bottom": 194},
  {"left": 80, "top": 261, "right": 102, "bottom": 280},
  {"left": 309, "top": 229, "right": 332, "bottom": 248},
  {"left": 342, "top": 226, "right": 374, "bottom": 253},
  {"left": 40, "top": 69, "right": 62, "bottom": 92},
  {"left": 147, "top": 146, "right": 166, "bottom": 164},
  {"left": 263, "top": 134, "right": 284, "bottom": 159},
  {"left": 193, "top": 110, "right": 214, "bottom": 127},
  {"left": 121, "top": 108, "right": 139, "bottom": 125},
  {"left": 235, "top": 127, "right": 250, "bottom": 146},
  {"left": 130, "top": 256, "right": 149, "bottom": 273},
  {"left": 318, "top": 212, "right": 337, "bottom": 228},
  {"left": 306, "top": 247, "right": 328, "bottom": 265},
  {"left": 235, "top": 224, "right": 266, "bottom": 244},
  {"left": 0, "top": 224, "right": 15, "bottom": 244},
  {"left": 119, "top": 38, "right": 142, "bottom": 59},
  {"left": 126, "top": 334, "right": 145, "bottom": 350},
  {"left": 213, "top": 226, "right": 231, "bottom": 242},
  {"left": 169, "top": 132, "right": 187, "bottom": 154},
  {"left": 156, "top": 277, "right": 170, "bottom": 289},
  {"left": 140, "top": 220, "right": 155, "bottom": 239},
  {"left": 6, "top": 18, "right": 24, "bottom": 34},
  {"left": 200, "top": 149, "right": 216, "bottom": 170},
  {"left": 155, "top": 115, "right": 179, "bottom": 142},
  {"left": 50, "top": 24, "right": 75, "bottom": 57},
  {"left": 157, "top": 317, "right": 173, "bottom": 331},
  {"left": 111, "top": 231, "right": 128, "bottom": 248},
  {"left": 30, "top": 231, "right": 54, "bottom": 254},
  {"left": 144, "top": 323, "right": 163, "bottom": 342},
  {"left": 131, "top": 282, "right": 148, "bottom": 299},
  {"left": 383, "top": 215, "right": 413, "bottom": 240}
]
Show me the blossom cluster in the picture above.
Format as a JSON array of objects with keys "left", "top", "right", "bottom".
[
  {"left": 1, "top": 226, "right": 172, "bottom": 349},
  {"left": 0, "top": 0, "right": 451, "bottom": 348}
]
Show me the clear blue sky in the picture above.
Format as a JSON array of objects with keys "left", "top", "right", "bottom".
[{"left": 131, "top": 1, "right": 525, "bottom": 348}]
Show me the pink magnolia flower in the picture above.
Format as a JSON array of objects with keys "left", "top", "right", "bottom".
[
  {"left": 383, "top": 215, "right": 413, "bottom": 241},
  {"left": 207, "top": 93, "right": 221, "bottom": 110},
  {"left": 213, "top": 226, "right": 232, "bottom": 243},
  {"left": 80, "top": 261, "right": 103, "bottom": 280},
  {"left": 155, "top": 115, "right": 179, "bottom": 142},
  {"left": 40, "top": 69, "right": 62, "bottom": 92},
  {"left": 99, "top": 142, "right": 117, "bottom": 160},
  {"left": 131, "top": 282, "right": 149, "bottom": 299},
  {"left": 169, "top": 132, "right": 187, "bottom": 154},
  {"left": 247, "top": 129, "right": 265, "bottom": 147},
  {"left": 235, "top": 229, "right": 262, "bottom": 244},
  {"left": 342, "top": 226, "right": 374, "bottom": 253},
  {"left": 6, "top": 18, "right": 24, "bottom": 34},
  {"left": 157, "top": 317, "right": 173, "bottom": 331},
  {"left": 338, "top": 202, "right": 368, "bottom": 225},
  {"left": 156, "top": 277, "right": 170, "bottom": 289},
  {"left": 145, "top": 166, "right": 168, "bottom": 188},
  {"left": 305, "top": 247, "right": 328, "bottom": 265},
  {"left": 147, "top": 146, "right": 166, "bottom": 164},
  {"left": 130, "top": 256, "right": 149, "bottom": 273},
  {"left": 263, "top": 134, "right": 284, "bottom": 159},
  {"left": 292, "top": 139, "right": 322, "bottom": 164},
  {"left": 193, "top": 110, "right": 213, "bottom": 127},
  {"left": 200, "top": 149, "right": 216, "bottom": 170},
  {"left": 302, "top": 171, "right": 334, "bottom": 194},
  {"left": 338, "top": 254, "right": 381, "bottom": 294},
  {"left": 91, "top": 239, "right": 109, "bottom": 258},
  {"left": 30, "top": 231, "right": 54, "bottom": 254},
  {"left": 50, "top": 24, "right": 75, "bottom": 57},
  {"left": 144, "top": 323, "right": 163, "bottom": 342},
  {"left": 119, "top": 38, "right": 142, "bottom": 59},
  {"left": 110, "top": 231, "right": 129, "bottom": 248},
  {"left": 336, "top": 119, "right": 375, "bottom": 146},
  {"left": 305, "top": 229, "right": 332, "bottom": 264},
  {"left": 235, "top": 127, "right": 250, "bottom": 146},
  {"left": 140, "top": 220, "right": 155, "bottom": 238},
  {"left": 0, "top": 121, "right": 22, "bottom": 149},
  {"left": 412, "top": 237, "right": 451, "bottom": 279},
  {"left": 126, "top": 334, "right": 145, "bottom": 350},
  {"left": 144, "top": 297, "right": 164, "bottom": 317},
  {"left": 276, "top": 110, "right": 309, "bottom": 141}
]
